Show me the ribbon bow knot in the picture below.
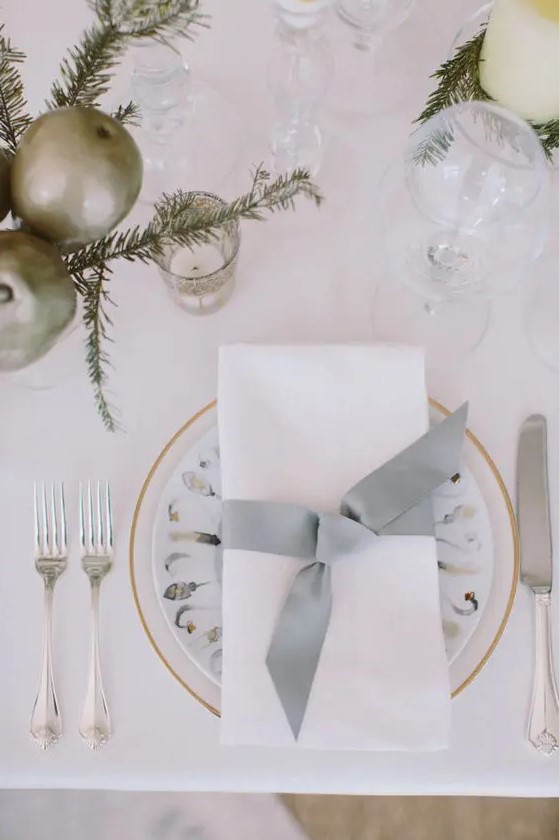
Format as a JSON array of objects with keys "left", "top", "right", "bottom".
[
  {"left": 315, "top": 511, "right": 377, "bottom": 564},
  {"left": 223, "top": 404, "right": 468, "bottom": 739}
]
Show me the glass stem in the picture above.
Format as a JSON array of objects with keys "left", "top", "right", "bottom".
[
  {"left": 270, "top": 15, "right": 328, "bottom": 174},
  {"left": 131, "top": 39, "right": 191, "bottom": 141},
  {"left": 354, "top": 27, "right": 384, "bottom": 53},
  {"left": 271, "top": 106, "right": 322, "bottom": 174},
  {"left": 423, "top": 300, "right": 440, "bottom": 317}
]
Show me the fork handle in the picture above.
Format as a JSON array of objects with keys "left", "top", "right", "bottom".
[
  {"left": 30, "top": 582, "right": 62, "bottom": 750},
  {"left": 79, "top": 578, "right": 112, "bottom": 750}
]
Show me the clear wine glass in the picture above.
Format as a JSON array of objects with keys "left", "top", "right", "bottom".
[
  {"left": 328, "top": 0, "right": 418, "bottom": 116},
  {"left": 336, "top": 0, "right": 414, "bottom": 51},
  {"left": 447, "top": 4, "right": 559, "bottom": 371},
  {"left": 117, "top": 40, "right": 244, "bottom": 204},
  {"left": 372, "top": 100, "right": 550, "bottom": 367},
  {"left": 268, "top": 1, "right": 334, "bottom": 176}
]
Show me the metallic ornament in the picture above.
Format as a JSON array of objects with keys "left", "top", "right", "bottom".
[
  {"left": 0, "top": 231, "right": 76, "bottom": 371},
  {"left": 11, "top": 107, "right": 143, "bottom": 250}
]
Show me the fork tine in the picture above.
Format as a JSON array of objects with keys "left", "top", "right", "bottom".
[
  {"left": 33, "top": 483, "right": 39, "bottom": 554},
  {"left": 41, "top": 482, "right": 49, "bottom": 555},
  {"left": 59, "top": 483, "right": 67, "bottom": 556},
  {"left": 96, "top": 481, "right": 104, "bottom": 551},
  {"left": 50, "top": 483, "right": 58, "bottom": 556},
  {"left": 87, "top": 481, "right": 94, "bottom": 553},
  {"left": 79, "top": 482, "right": 85, "bottom": 550},
  {"left": 105, "top": 482, "right": 113, "bottom": 552}
]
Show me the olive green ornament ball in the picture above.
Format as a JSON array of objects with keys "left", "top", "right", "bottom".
[
  {"left": 11, "top": 107, "right": 143, "bottom": 250},
  {"left": 0, "top": 150, "right": 11, "bottom": 223},
  {"left": 0, "top": 231, "right": 77, "bottom": 371}
]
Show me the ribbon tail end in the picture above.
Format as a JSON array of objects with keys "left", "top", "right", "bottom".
[{"left": 266, "top": 650, "right": 309, "bottom": 742}]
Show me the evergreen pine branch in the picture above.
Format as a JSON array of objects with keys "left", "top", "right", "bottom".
[
  {"left": 82, "top": 264, "right": 120, "bottom": 432},
  {"left": 68, "top": 166, "right": 321, "bottom": 430},
  {"left": 88, "top": 0, "right": 116, "bottom": 24},
  {"left": 47, "top": 22, "right": 124, "bottom": 109},
  {"left": 0, "top": 26, "right": 32, "bottom": 156},
  {"left": 114, "top": 0, "right": 207, "bottom": 41},
  {"left": 416, "top": 25, "right": 559, "bottom": 163},
  {"left": 67, "top": 167, "right": 322, "bottom": 274},
  {"left": 112, "top": 100, "right": 141, "bottom": 126},
  {"left": 532, "top": 118, "right": 559, "bottom": 161},
  {"left": 416, "top": 30, "right": 489, "bottom": 127},
  {"left": 66, "top": 225, "right": 158, "bottom": 275},
  {"left": 413, "top": 29, "right": 490, "bottom": 166},
  {"left": 412, "top": 126, "right": 455, "bottom": 167},
  {"left": 48, "top": 0, "right": 205, "bottom": 111}
]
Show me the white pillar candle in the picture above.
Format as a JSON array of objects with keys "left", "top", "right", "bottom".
[{"left": 480, "top": 0, "right": 559, "bottom": 122}]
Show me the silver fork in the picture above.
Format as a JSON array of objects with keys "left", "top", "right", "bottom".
[
  {"left": 79, "top": 481, "right": 113, "bottom": 750},
  {"left": 31, "top": 482, "right": 68, "bottom": 750}
]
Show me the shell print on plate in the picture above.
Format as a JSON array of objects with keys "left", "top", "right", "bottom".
[{"left": 152, "top": 410, "right": 494, "bottom": 686}]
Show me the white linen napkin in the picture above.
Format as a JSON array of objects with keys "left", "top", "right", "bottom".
[{"left": 218, "top": 344, "right": 450, "bottom": 750}]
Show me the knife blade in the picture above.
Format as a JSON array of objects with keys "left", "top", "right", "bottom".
[
  {"left": 517, "top": 414, "right": 559, "bottom": 754},
  {"left": 517, "top": 414, "right": 553, "bottom": 592}
]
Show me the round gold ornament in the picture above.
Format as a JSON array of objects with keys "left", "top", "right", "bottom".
[
  {"left": 11, "top": 107, "right": 143, "bottom": 250},
  {"left": 0, "top": 231, "right": 77, "bottom": 371}
]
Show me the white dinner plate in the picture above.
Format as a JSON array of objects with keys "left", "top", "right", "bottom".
[{"left": 130, "top": 400, "right": 518, "bottom": 716}]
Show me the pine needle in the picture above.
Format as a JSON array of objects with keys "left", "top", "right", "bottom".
[
  {"left": 412, "top": 126, "right": 456, "bottom": 167},
  {"left": 66, "top": 166, "right": 322, "bottom": 430},
  {"left": 0, "top": 26, "right": 32, "bottom": 156},
  {"left": 48, "top": 0, "right": 205, "bottom": 111},
  {"left": 67, "top": 166, "right": 323, "bottom": 275},
  {"left": 112, "top": 100, "right": 141, "bottom": 126},
  {"left": 532, "top": 117, "right": 559, "bottom": 161},
  {"left": 416, "top": 26, "right": 559, "bottom": 162},
  {"left": 48, "top": 23, "right": 124, "bottom": 110},
  {"left": 81, "top": 265, "right": 120, "bottom": 432},
  {"left": 114, "top": 0, "right": 208, "bottom": 41},
  {"left": 416, "top": 31, "right": 489, "bottom": 127},
  {"left": 9, "top": 0, "right": 321, "bottom": 432}
]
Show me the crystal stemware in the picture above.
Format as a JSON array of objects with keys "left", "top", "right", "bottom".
[
  {"left": 336, "top": 0, "right": 414, "bottom": 52},
  {"left": 372, "top": 100, "right": 550, "bottom": 367},
  {"left": 119, "top": 40, "right": 244, "bottom": 204},
  {"left": 268, "top": 1, "right": 334, "bottom": 176},
  {"left": 329, "top": 0, "right": 418, "bottom": 116}
]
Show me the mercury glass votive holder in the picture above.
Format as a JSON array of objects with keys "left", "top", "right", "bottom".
[{"left": 155, "top": 192, "right": 241, "bottom": 315}]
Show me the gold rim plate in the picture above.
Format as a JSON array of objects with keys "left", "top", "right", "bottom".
[{"left": 130, "top": 399, "right": 519, "bottom": 715}]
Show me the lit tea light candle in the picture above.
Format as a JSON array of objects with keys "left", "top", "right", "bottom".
[
  {"left": 480, "top": 0, "right": 559, "bottom": 122},
  {"left": 155, "top": 191, "right": 240, "bottom": 316},
  {"left": 170, "top": 242, "right": 225, "bottom": 279},
  {"left": 166, "top": 242, "right": 236, "bottom": 314}
]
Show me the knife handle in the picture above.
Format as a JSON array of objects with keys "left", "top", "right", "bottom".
[{"left": 529, "top": 592, "right": 559, "bottom": 754}]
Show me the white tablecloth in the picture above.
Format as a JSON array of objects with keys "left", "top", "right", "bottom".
[{"left": 2, "top": 0, "right": 559, "bottom": 795}]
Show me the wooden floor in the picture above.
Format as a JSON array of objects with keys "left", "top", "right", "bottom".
[{"left": 283, "top": 796, "right": 559, "bottom": 839}]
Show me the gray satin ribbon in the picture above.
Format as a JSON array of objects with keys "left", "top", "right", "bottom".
[{"left": 222, "top": 403, "right": 468, "bottom": 739}]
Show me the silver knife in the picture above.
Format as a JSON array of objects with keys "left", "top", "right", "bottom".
[{"left": 517, "top": 414, "right": 559, "bottom": 754}]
